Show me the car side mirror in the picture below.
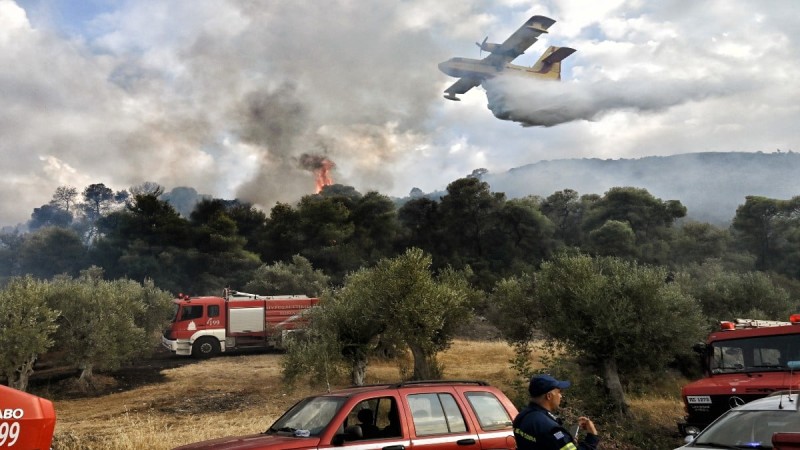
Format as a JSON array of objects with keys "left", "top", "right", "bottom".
[{"left": 692, "top": 342, "right": 706, "bottom": 354}]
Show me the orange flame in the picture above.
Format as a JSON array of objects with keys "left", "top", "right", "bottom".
[
  {"left": 299, "top": 153, "right": 336, "bottom": 193},
  {"left": 314, "top": 159, "right": 335, "bottom": 193}
]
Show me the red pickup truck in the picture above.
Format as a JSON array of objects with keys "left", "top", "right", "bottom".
[{"left": 173, "top": 380, "right": 519, "bottom": 450}]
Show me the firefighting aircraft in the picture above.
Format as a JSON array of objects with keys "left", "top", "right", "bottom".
[{"left": 438, "top": 15, "right": 575, "bottom": 101}]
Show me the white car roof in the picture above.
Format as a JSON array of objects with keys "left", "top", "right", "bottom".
[{"left": 734, "top": 392, "right": 800, "bottom": 411}]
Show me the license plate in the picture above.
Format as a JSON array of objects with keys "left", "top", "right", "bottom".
[{"left": 687, "top": 396, "right": 712, "bottom": 404}]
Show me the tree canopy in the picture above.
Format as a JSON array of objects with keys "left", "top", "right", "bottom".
[
  {"left": 0, "top": 276, "right": 59, "bottom": 391},
  {"left": 283, "top": 248, "right": 474, "bottom": 386},
  {"left": 490, "top": 254, "right": 707, "bottom": 414},
  {"left": 45, "top": 268, "right": 173, "bottom": 387},
  {"left": 4, "top": 177, "right": 800, "bottom": 410}
]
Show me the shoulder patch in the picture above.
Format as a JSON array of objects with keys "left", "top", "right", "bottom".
[{"left": 553, "top": 431, "right": 565, "bottom": 440}]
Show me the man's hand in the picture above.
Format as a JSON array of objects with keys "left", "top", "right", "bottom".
[{"left": 577, "top": 417, "right": 597, "bottom": 435}]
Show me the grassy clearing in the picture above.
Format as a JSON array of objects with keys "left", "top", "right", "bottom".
[{"left": 48, "top": 340, "right": 687, "bottom": 449}]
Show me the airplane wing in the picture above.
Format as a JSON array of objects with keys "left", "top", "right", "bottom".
[
  {"left": 483, "top": 15, "right": 556, "bottom": 68},
  {"left": 443, "top": 77, "right": 481, "bottom": 101}
]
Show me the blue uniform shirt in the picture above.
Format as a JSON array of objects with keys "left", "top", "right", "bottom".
[{"left": 513, "top": 403, "right": 599, "bottom": 450}]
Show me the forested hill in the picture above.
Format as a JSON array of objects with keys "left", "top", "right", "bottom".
[{"left": 483, "top": 151, "right": 800, "bottom": 225}]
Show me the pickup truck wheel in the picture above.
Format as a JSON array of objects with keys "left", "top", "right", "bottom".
[{"left": 192, "top": 337, "right": 220, "bottom": 358}]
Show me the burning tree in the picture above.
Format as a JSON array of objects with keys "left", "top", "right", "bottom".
[{"left": 299, "top": 153, "right": 336, "bottom": 193}]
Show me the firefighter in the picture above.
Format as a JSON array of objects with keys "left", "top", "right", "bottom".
[{"left": 513, "top": 374, "right": 599, "bottom": 450}]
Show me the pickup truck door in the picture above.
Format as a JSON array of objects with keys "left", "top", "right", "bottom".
[
  {"left": 320, "top": 395, "right": 410, "bottom": 450},
  {"left": 461, "top": 390, "right": 516, "bottom": 450},
  {"left": 405, "top": 391, "right": 481, "bottom": 450}
]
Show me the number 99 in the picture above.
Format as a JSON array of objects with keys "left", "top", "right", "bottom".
[{"left": 0, "top": 421, "right": 20, "bottom": 446}]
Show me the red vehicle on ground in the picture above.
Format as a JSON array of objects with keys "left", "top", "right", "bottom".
[
  {"left": 172, "top": 380, "right": 519, "bottom": 450},
  {"left": 679, "top": 316, "right": 800, "bottom": 435},
  {"left": 0, "top": 384, "right": 56, "bottom": 450},
  {"left": 162, "top": 289, "right": 319, "bottom": 358},
  {"left": 774, "top": 433, "right": 800, "bottom": 450}
]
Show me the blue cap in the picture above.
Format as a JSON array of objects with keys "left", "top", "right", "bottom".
[{"left": 529, "top": 374, "right": 571, "bottom": 397}]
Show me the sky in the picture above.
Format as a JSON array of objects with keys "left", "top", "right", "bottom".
[{"left": 2, "top": 0, "right": 799, "bottom": 227}]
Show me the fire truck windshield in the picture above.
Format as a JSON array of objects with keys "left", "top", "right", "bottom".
[
  {"left": 710, "top": 334, "right": 800, "bottom": 374},
  {"left": 180, "top": 305, "right": 203, "bottom": 321}
]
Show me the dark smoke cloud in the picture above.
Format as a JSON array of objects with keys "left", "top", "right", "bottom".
[
  {"left": 0, "top": 0, "right": 455, "bottom": 225},
  {"left": 166, "top": 0, "right": 449, "bottom": 210},
  {"left": 232, "top": 84, "right": 320, "bottom": 205},
  {"left": 4, "top": 0, "right": 800, "bottom": 227},
  {"left": 483, "top": 74, "right": 735, "bottom": 127},
  {"left": 299, "top": 153, "right": 335, "bottom": 172},
  {"left": 235, "top": 84, "right": 309, "bottom": 152}
]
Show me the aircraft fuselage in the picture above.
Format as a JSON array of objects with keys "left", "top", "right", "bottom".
[
  {"left": 437, "top": 57, "right": 550, "bottom": 81},
  {"left": 438, "top": 57, "right": 502, "bottom": 79},
  {"left": 438, "top": 15, "right": 573, "bottom": 100}
]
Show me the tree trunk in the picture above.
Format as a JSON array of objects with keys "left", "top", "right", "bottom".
[
  {"left": 78, "top": 363, "right": 94, "bottom": 390},
  {"left": 351, "top": 355, "right": 367, "bottom": 386},
  {"left": 409, "top": 343, "right": 435, "bottom": 380},
  {"left": 603, "top": 358, "right": 630, "bottom": 415},
  {"left": 10, "top": 355, "right": 37, "bottom": 392}
]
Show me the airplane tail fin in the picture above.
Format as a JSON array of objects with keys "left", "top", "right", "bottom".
[{"left": 530, "top": 46, "right": 576, "bottom": 80}]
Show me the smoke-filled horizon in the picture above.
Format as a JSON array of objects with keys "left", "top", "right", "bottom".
[{"left": 2, "top": 0, "right": 799, "bottom": 226}]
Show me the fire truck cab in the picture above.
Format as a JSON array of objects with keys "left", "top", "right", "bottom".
[{"left": 679, "top": 316, "right": 800, "bottom": 435}]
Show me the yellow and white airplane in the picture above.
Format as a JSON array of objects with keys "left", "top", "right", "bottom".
[{"left": 438, "top": 15, "right": 575, "bottom": 101}]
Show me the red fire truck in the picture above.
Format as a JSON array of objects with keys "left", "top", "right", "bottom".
[
  {"left": 679, "top": 316, "right": 800, "bottom": 435},
  {"left": 162, "top": 289, "right": 319, "bottom": 358}
]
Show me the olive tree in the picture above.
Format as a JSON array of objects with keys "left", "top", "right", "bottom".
[
  {"left": 487, "top": 274, "right": 540, "bottom": 404},
  {"left": 0, "top": 276, "right": 59, "bottom": 391},
  {"left": 46, "top": 268, "right": 173, "bottom": 387},
  {"left": 283, "top": 248, "right": 474, "bottom": 385},
  {"left": 283, "top": 267, "right": 386, "bottom": 386},
  {"left": 535, "top": 254, "right": 706, "bottom": 414},
  {"left": 377, "top": 248, "right": 474, "bottom": 380}
]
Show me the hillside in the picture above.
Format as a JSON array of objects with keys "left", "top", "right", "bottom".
[{"left": 481, "top": 151, "right": 800, "bottom": 225}]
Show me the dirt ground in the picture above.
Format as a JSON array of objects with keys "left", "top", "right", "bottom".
[
  {"left": 36, "top": 340, "right": 520, "bottom": 450},
  {"left": 31, "top": 340, "right": 686, "bottom": 450},
  {"left": 30, "top": 348, "right": 211, "bottom": 399}
]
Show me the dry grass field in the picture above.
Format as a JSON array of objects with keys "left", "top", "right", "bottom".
[{"left": 43, "top": 340, "right": 685, "bottom": 449}]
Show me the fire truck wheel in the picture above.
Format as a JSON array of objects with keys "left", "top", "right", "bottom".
[{"left": 192, "top": 337, "right": 221, "bottom": 358}]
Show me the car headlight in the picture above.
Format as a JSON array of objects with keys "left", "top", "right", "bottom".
[{"left": 684, "top": 425, "right": 701, "bottom": 442}]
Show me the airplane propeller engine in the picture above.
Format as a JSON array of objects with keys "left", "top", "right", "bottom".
[
  {"left": 476, "top": 36, "right": 488, "bottom": 57},
  {"left": 475, "top": 37, "right": 501, "bottom": 56}
]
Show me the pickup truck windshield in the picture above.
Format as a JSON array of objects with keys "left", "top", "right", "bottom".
[
  {"left": 710, "top": 334, "right": 800, "bottom": 374},
  {"left": 267, "top": 396, "right": 346, "bottom": 437}
]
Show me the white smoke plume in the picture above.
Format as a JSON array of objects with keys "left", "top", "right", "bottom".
[{"left": 484, "top": 73, "right": 740, "bottom": 128}]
